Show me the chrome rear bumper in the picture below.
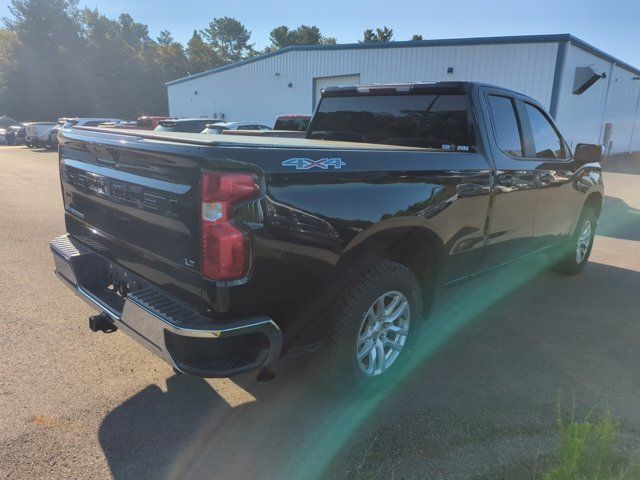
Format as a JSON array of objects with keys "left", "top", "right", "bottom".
[{"left": 50, "top": 235, "right": 282, "bottom": 377}]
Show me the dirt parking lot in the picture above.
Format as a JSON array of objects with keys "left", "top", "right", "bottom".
[{"left": 1, "top": 147, "right": 639, "bottom": 479}]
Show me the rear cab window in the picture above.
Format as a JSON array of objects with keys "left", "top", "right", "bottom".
[
  {"left": 307, "top": 92, "right": 475, "bottom": 151},
  {"left": 487, "top": 95, "right": 524, "bottom": 158}
]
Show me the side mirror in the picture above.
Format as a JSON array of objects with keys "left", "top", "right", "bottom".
[{"left": 574, "top": 143, "right": 603, "bottom": 164}]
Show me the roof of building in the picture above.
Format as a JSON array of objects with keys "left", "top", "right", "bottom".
[{"left": 166, "top": 33, "right": 640, "bottom": 87}]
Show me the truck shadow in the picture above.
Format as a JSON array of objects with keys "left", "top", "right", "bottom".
[
  {"left": 598, "top": 196, "right": 640, "bottom": 241},
  {"left": 98, "top": 260, "right": 640, "bottom": 480}
]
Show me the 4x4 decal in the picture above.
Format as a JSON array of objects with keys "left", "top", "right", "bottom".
[{"left": 282, "top": 157, "right": 346, "bottom": 170}]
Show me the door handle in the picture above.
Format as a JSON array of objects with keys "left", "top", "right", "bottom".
[
  {"left": 456, "top": 183, "right": 486, "bottom": 198},
  {"left": 539, "top": 172, "right": 554, "bottom": 185},
  {"left": 496, "top": 173, "right": 516, "bottom": 187}
]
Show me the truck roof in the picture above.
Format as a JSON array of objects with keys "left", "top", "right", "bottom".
[{"left": 321, "top": 80, "right": 525, "bottom": 97}]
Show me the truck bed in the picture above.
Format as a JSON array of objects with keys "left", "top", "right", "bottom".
[{"left": 74, "top": 126, "right": 425, "bottom": 151}]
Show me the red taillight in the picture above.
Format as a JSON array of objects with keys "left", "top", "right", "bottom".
[{"left": 200, "top": 170, "right": 259, "bottom": 281}]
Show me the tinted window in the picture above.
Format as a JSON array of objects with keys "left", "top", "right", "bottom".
[
  {"left": 307, "top": 94, "right": 474, "bottom": 150},
  {"left": 174, "top": 121, "right": 206, "bottom": 133},
  {"left": 83, "top": 121, "right": 103, "bottom": 127},
  {"left": 488, "top": 95, "right": 523, "bottom": 157},
  {"left": 525, "top": 103, "right": 566, "bottom": 159},
  {"left": 274, "top": 118, "right": 309, "bottom": 131}
]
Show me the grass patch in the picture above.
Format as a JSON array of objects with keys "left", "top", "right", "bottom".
[{"left": 543, "top": 397, "right": 640, "bottom": 480}]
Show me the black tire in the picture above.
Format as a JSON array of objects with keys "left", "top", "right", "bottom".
[
  {"left": 316, "top": 259, "right": 423, "bottom": 390},
  {"left": 553, "top": 206, "right": 597, "bottom": 275}
]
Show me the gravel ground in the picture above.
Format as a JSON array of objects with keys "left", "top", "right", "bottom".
[{"left": 0, "top": 147, "right": 639, "bottom": 480}]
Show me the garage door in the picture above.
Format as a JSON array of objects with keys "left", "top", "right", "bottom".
[{"left": 313, "top": 74, "right": 361, "bottom": 109}]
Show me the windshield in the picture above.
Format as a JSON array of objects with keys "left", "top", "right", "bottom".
[
  {"left": 308, "top": 94, "right": 474, "bottom": 149},
  {"left": 62, "top": 120, "right": 78, "bottom": 128}
]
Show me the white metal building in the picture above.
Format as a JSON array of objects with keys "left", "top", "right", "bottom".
[{"left": 166, "top": 34, "right": 640, "bottom": 154}]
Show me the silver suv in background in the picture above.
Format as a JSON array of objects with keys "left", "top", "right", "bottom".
[{"left": 201, "top": 121, "right": 272, "bottom": 134}]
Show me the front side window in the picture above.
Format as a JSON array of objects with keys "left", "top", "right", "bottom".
[
  {"left": 525, "top": 103, "right": 566, "bottom": 159},
  {"left": 307, "top": 93, "right": 474, "bottom": 150},
  {"left": 487, "top": 95, "right": 523, "bottom": 158}
]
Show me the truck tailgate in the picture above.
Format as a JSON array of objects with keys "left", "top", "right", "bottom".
[{"left": 58, "top": 129, "right": 204, "bottom": 297}]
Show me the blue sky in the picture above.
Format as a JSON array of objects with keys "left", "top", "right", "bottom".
[{"left": 2, "top": 0, "right": 639, "bottom": 66}]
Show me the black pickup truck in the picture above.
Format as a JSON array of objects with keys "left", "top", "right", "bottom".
[{"left": 50, "top": 81, "right": 603, "bottom": 388}]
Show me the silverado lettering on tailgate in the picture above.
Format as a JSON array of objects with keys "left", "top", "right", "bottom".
[{"left": 62, "top": 165, "right": 181, "bottom": 219}]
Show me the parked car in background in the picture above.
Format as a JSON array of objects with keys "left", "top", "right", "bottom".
[
  {"left": 61, "top": 117, "right": 125, "bottom": 128},
  {"left": 154, "top": 118, "right": 223, "bottom": 133},
  {"left": 135, "top": 116, "right": 172, "bottom": 130},
  {"left": 273, "top": 114, "right": 310, "bottom": 131},
  {"left": 99, "top": 116, "right": 174, "bottom": 130},
  {"left": 5, "top": 125, "right": 26, "bottom": 145},
  {"left": 25, "top": 122, "right": 56, "bottom": 148},
  {"left": 0, "top": 115, "right": 18, "bottom": 129},
  {"left": 47, "top": 118, "right": 125, "bottom": 149},
  {"left": 46, "top": 118, "right": 71, "bottom": 149},
  {"left": 200, "top": 121, "right": 272, "bottom": 134}
]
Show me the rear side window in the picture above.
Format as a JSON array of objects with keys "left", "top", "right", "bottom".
[
  {"left": 488, "top": 95, "right": 523, "bottom": 157},
  {"left": 307, "top": 94, "right": 474, "bottom": 150},
  {"left": 524, "top": 103, "right": 566, "bottom": 159}
]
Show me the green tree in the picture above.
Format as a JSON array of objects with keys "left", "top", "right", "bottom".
[
  {"left": 267, "top": 24, "right": 334, "bottom": 51},
  {"left": 291, "top": 25, "right": 322, "bottom": 45},
  {"left": 268, "top": 25, "right": 292, "bottom": 49},
  {"left": 118, "top": 13, "right": 150, "bottom": 48},
  {"left": 154, "top": 30, "right": 189, "bottom": 88},
  {"left": 0, "top": 29, "right": 19, "bottom": 111},
  {"left": 2, "top": 0, "right": 85, "bottom": 119},
  {"left": 203, "top": 16, "right": 254, "bottom": 63},
  {"left": 186, "top": 29, "right": 221, "bottom": 73},
  {"left": 411, "top": 34, "right": 423, "bottom": 41},
  {"left": 361, "top": 26, "right": 394, "bottom": 43}
]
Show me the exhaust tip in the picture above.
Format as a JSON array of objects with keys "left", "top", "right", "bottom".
[{"left": 89, "top": 313, "right": 117, "bottom": 333}]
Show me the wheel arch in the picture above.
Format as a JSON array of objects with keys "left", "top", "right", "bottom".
[
  {"left": 583, "top": 191, "right": 604, "bottom": 218},
  {"left": 336, "top": 222, "right": 445, "bottom": 306}
]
